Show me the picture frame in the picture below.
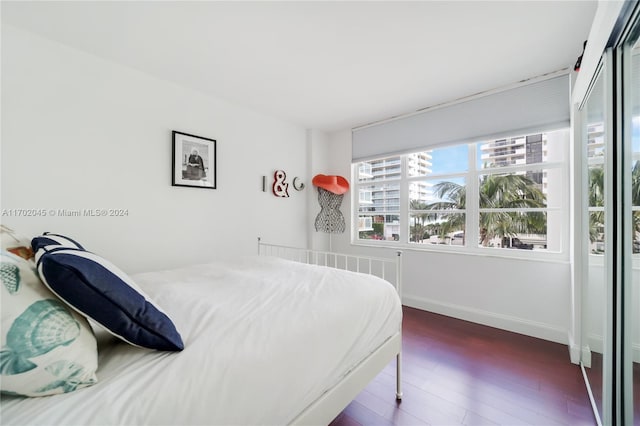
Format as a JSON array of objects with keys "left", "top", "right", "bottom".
[{"left": 172, "top": 130, "right": 216, "bottom": 189}]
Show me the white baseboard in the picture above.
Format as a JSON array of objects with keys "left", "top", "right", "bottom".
[
  {"left": 403, "top": 294, "right": 569, "bottom": 346},
  {"left": 568, "top": 335, "right": 581, "bottom": 365},
  {"left": 581, "top": 345, "right": 592, "bottom": 368}
]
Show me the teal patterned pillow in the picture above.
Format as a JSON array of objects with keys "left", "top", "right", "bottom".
[{"left": 0, "top": 251, "right": 98, "bottom": 397}]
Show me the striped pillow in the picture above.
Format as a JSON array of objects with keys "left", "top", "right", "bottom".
[
  {"left": 34, "top": 247, "right": 184, "bottom": 352},
  {"left": 31, "top": 233, "right": 85, "bottom": 252}
]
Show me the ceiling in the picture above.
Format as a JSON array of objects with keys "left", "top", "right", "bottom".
[{"left": 2, "top": 1, "right": 597, "bottom": 132}]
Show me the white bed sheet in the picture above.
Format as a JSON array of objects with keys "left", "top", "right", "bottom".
[{"left": 1, "top": 256, "right": 402, "bottom": 425}]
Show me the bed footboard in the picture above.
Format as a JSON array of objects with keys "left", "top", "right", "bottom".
[
  {"left": 257, "top": 237, "right": 403, "bottom": 420},
  {"left": 290, "top": 332, "right": 402, "bottom": 425}
]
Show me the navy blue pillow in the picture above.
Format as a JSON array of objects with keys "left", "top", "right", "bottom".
[
  {"left": 34, "top": 247, "right": 184, "bottom": 351},
  {"left": 31, "top": 232, "right": 85, "bottom": 252}
]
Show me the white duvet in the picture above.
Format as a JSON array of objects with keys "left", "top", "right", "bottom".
[{"left": 1, "top": 256, "right": 402, "bottom": 425}]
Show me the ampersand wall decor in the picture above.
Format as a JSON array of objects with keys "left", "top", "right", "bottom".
[
  {"left": 272, "top": 170, "right": 290, "bottom": 197},
  {"left": 267, "top": 171, "right": 304, "bottom": 197}
]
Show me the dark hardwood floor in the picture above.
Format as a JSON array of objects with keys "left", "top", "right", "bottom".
[{"left": 330, "top": 306, "right": 597, "bottom": 426}]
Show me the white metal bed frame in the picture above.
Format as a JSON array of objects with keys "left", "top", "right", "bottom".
[{"left": 257, "top": 238, "right": 403, "bottom": 425}]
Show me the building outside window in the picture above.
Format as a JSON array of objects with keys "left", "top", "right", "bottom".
[{"left": 357, "top": 155, "right": 403, "bottom": 241}]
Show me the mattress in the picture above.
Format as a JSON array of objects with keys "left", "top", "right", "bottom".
[{"left": 1, "top": 256, "right": 402, "bottom": 425}]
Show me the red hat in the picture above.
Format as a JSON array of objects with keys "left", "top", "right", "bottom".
[{"left": 312, "top": 174, "right": 350, "bottom": 195}]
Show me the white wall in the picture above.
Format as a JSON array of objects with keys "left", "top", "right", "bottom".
[
  {"left": 327, "top": 129, "right": 573, "bottom": 345},
  {"left": 1, "top": 25, "right": 309, "bottom": 273}
]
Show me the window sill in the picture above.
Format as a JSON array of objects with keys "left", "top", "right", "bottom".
[{"left": 351, "top": 240, "right": 570, "bottom": 264}]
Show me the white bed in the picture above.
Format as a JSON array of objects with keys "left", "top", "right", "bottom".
[{"left": 1, "top": 242, "right": 403, "bottom": 425}]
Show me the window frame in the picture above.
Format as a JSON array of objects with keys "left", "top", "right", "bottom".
[{"left": 351, "top": 129, "right": 570, "bottom": 261}]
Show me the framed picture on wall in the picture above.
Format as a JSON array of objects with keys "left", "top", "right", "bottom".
[{"left": 172, "top": 130, "right": 217, "bottom": 189}]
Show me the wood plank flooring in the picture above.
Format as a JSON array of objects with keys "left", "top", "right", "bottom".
[{"left": 330, "top": 306, "right": 596, "bottom": 426}]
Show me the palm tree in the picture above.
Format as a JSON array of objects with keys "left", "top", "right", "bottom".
[
  {"left": 426, "top": 181, "right": 466, "bottom": 243},
  {"left": 588, "top": 166, "right": 605, "bottom": 246},
  {"left": 409, "top": 223, "right": 427, "bottom": 243},
  {"left": 409, "top": 200, "right": 431, "bottom": 242},
  {"left": 630, "top": 161, "right": 640, "bottom": 252},
  {"left": 426, "top": 174, "right": 546, "bottom": 246},
  {"left": 478, "top": 174, "right": 546, "bottom": 246}
]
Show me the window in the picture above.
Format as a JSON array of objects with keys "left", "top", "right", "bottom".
[
  {"left": 587, "top": 123, "right": 605, "bottom": 254},
  {"left": 357, "top": 155, "right": 401, "bottom": 241},
  {"left": 587, "top": 115, "right": 640, "bottom": 256},
  {"left": 353, "top": 129, "right": 569, "bottom": 255}
]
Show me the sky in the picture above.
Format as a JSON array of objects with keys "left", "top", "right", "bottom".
[
  {"left": 428, "top": 139, "right": 512, "bottom": 175},
  {"left": 634, "top": 116, "right": 640, "bottom": 153},
  {"left": 430, "top": 144, "right": 469, "bottom": 175}
]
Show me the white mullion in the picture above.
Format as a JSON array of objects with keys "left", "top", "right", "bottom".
[
  {"left": 480, "top": 161, "right": 564, "bottom": 175},
  {"left": 478, "top": 207, "right": 553, "bottom": 213},
  {"left": 400, "top": 156, "right": 409, "bottom": 243},
  {"left": 411, "top": 209, "right": 466, "bottom": 214},
  {"left": 352, "top": 164, "right": 359, "bottom": 243},
  {"left": 467, "top": 143, "right": 479, "bottom": 248},
  {"left": 406, "top": 171, "right": 467, "bottom": 183}
]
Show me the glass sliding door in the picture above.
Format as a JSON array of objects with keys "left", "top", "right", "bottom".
[
  {"left": 582, "top": 63, "right": 610, "bottom": 425},
  {"left": 622, "top": 19, "right": 640, "bottom": 426},
  {"left": 580, "top": 4, "right": 640, "bottom": 424}
]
